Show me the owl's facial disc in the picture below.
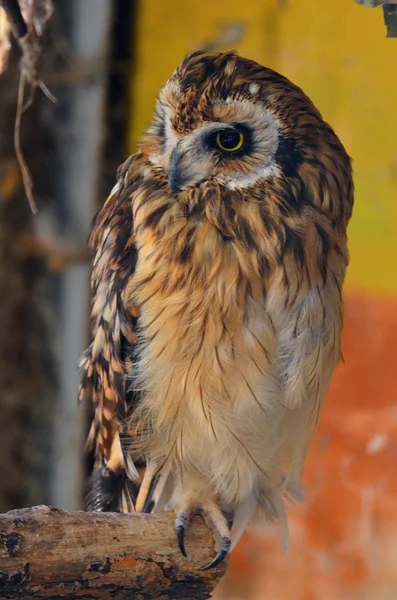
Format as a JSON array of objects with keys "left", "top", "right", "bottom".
[{"left": 150, "top": 97, "right": 282, "bottom": 193}]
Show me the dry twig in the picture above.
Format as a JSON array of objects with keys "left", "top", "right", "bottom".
[{"left": 0, "top": 0, "right": 55, "bottom": 214}]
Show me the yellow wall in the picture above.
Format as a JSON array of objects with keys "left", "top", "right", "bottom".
[{"left": 129, "top": 0, "right": 397, "bottom": 295}]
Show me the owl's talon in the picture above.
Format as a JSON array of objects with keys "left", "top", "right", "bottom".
[
  {"left": 200, "top": 548, "right": 229, "bottom": 571},
  {"left": 175, "top": 512, "right": 191, "bottom": 557},
  {"left": 200, "top": 533, "right": 231, "bottom": 570},
  {"left": 176, "top": 524, "right": 187, "bottom": 557}
]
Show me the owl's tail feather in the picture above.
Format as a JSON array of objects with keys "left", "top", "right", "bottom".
[
  {"left": 79, "top": 336, "right": 140, "bottom": 513},
  {"left": 86, "top": 466, "right": 138, "bottom": 512}
]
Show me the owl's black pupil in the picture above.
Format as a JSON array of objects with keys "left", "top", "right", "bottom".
[{"left": 219, "top": 131, "right": 241, "bottom": 149}]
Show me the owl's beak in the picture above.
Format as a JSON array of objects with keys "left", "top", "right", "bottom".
[
  {"left": 167, "top": 142, "right": 211, "bottom": 193},
  {"left": 167, "top": 148, "right": 186, "bottom": 194}
]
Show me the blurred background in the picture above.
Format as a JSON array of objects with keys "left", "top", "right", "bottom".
[{"left": 0, "top": 1, "right": 396, "bottom": 598}]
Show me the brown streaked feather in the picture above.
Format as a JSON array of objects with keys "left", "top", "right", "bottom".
[
  {"left": 79, "top": 156, "right": 145, "bottom": 511},
  {"left": 80, "top": 51, "right": 354, "bottom": 546}
]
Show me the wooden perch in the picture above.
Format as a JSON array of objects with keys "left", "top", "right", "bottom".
[{"left": 0, "top": 505, "right": 226, "bottom": 599}]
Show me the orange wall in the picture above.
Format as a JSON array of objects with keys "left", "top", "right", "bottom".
[{"left": 217, "top": 291, "right": 397, "bottom": 599}]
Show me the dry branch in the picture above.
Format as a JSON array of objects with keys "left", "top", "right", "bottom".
[
  {"left": 0, "top": 505, "right": 226, "bottom": 599},
  {"left": 352, "top": 0, "right": 397, "bottom": 35}
]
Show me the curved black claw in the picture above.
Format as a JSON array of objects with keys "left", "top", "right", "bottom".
[
  {"left": 200, "top": 549, "right": 229, "bottom": 571},
  {"left": 176, "top": 524, "right": 187, "bottom": 557}
]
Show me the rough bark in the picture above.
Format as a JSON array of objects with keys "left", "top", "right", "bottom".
[{"left": 0, "top": 505, "right": 225, "bottom": 599}]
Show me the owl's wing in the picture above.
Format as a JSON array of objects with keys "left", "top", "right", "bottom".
[
  {"left": 270, "top": 258, "right": 344, "bottom": 493},
  {"left": 79, "top": 155, "right": 142, "bottom": 512}
]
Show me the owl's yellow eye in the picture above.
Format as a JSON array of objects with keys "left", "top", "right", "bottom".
[{"left": 215, "top": 130, "right": 245, "bottom": 153}]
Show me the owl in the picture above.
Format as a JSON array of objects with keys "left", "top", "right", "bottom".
[{"left": 79, "top": 51, "right": 353, "bottom": 570}]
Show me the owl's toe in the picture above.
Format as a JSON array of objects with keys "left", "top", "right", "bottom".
[{"left": 174, "top": 498, "right": 232, "bottom": 570}]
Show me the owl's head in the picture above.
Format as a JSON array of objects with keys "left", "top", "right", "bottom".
[{"left": 140, "top": 51, "right": 352, "bottom": 222}]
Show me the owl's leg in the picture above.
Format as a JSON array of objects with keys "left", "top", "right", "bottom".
[
  {"left": 135, "top": 461, "right": 171, "bottom": 512},
  {"left": 174, "top": 494, "right": 232, "bottom": 570}
]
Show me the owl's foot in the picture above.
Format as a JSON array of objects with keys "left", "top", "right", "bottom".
[{"left": 174, "top": 498, "right": 232, "bottom": 570}]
